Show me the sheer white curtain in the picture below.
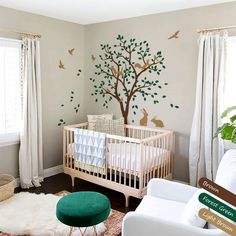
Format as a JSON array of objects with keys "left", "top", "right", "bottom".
[
  {"left": 189, "top": 32, "right": 227, "bottom": 186},
  {"left": 19, "top": 37, "right": 43, "bottom": 188}
]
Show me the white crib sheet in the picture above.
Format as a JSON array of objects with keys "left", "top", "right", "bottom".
[
  {"left": 107, "top": 143, "right": 169, "bottom": 173},
  {"left": 67, "top": 143, "right": 169, "bottom": 173}
]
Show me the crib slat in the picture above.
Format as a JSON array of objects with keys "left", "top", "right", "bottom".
[
  {"left": 158, "top": 138, "right": 161, "bottom": 178},
  {"left": 119, "top": 140, "right": 122, "bottom": 185},
  {"left": 164, "top": 136, "right": 166, "bottom": 177},
  {"left": 153, "top": 139, "right": 157, "bottom": 178},
  {"left": 123, "top": 141, "right": 126, "bottom": 186},
  {"left": 139, "top": 143, "right": 143, "bottom": 191},
  {"left": 114, "top": 139, "right": 117, "bottom": 183},
  {"left": 162, "top": 137, "right": 165, "bottom": 178},
  {"left": 63, "top": 128, "right": 66, "bottom": 167},
  {"left": 109, "top": 137, "right": 113, "bottom": 181},
  {"left": 70, "top": 131, "right": 73, "bottom": 169},
  {"left": 143, "top": 143, "right": 146, "bottom": 189},
  {"left": 168, "top": 134, "right": 171, "bottom": 176},
  {"left": 147, "top": 142, "right": 153, "bottom": 183},
  {"left": 134, "top": 141, "right": 137, "bottom": 189},
  {"left": 66, "top": 130, "right": 69, "bottom": 168},
  {"left": 128, "top": 141, "right": 131, "bottom": 187},
  {"left": 150, "top": 141, "right": 154, "bottom": 180}
]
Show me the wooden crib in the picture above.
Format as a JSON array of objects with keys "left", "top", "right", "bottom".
[{"left": 63, "top": 123, "right": 174, "bottom": 207}]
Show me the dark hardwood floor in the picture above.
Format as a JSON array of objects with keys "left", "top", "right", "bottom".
[{"left": 15, "top": 173, "right": 141, "bottom": 213}]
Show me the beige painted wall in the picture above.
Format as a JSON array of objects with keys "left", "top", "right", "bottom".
[
  {"left": 84, "top": 2, "right": 236, "bottom": 182},
  {"left": 0, "top": 144, "right": 19, "bottom": 177},
  {"left": 0, "top": 6, "right": 85, "bottom": 177},
  {"left": 1, "top": 2, "right": 236, "bottom": 182}
]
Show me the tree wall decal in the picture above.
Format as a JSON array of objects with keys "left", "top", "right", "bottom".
[{"left": 90, "top": 35, "right": 167, "bottom": 124}]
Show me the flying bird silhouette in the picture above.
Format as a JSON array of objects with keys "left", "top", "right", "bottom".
[
  {"left": 68, "top": 48, "right": 75, "bottom": 55},
  {"left": 59, "top": 60, "right": 65, "bottom": 69},
  {"left": 168, "top": 31, "right": 180, "bottom": 40}
]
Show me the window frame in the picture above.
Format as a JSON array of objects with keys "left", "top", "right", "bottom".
[{"left": 0, "top": 37, "right": 22, "bottom": 147}]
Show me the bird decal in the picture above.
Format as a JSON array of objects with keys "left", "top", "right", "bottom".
[
  {"left": 91, "top": 54, "right": 96, "bottom": 61},
  {"left": 110, "top": 66, "right": 124, "bottom": 76},
  {"left": 58, "top": 60, "right": 65, "bottom": 69},
  {"left": 134, "top": 60, "right": 150, "bottom": 70},
  {"left": 68, "top": 48, "right": 75, "bottom": 55},
  {"left": 168, "top": 30, "right": 180, "bottom": 40}
]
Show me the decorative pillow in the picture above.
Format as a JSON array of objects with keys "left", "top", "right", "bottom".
[
  {"left": 94, "top": 117, "right": 125, "bottom": 136},
  {"left": 87, "top": 114, "right": 113, "bottom": 130},
  {"left": 182, "top": 189, "right": 207, "bottom": 228}
]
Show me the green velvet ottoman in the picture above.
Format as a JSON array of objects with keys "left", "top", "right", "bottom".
[{"left": 56, "top": 191, "right": 111, "bottom": 236}]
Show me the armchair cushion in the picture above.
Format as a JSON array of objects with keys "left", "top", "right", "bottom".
[
  {"left": 215, "top": 149, "right": 236, "bottom": 194},
  {"left": 122, "top": 212, "right": 226, "bottom": 236},
  {"left": 182, "top": 189, "right": 207, "bottom": 228},
  {"left": 136, "top": 195, "right": 186, "bottom": 223},
  {"left": 147, "top": 178, "right": 198, "bottom": 203}
]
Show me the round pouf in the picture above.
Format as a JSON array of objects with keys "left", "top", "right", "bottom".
[{"left": 56, "top": 191, "right": 111, "bottom": 228}]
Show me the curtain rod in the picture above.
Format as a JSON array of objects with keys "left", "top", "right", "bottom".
[
  {"left": 197, "top": 25, "right": 236, "bottom": 33},
  {"left": 0, "top": 28, "right": 41, "bottom": 38}
]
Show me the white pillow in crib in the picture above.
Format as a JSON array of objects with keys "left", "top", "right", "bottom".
[
  {"left": 87, "top": 114, "right": 113, "bottom": 130},
  {"left": 94, "top": 117, "right": 125, "bottom": 136},
  {"left": 182, "top": 189, "right": 207, "bottom": 228}
]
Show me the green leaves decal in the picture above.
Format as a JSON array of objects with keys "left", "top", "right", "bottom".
[
  {"left": 58, "top": 119, "right": 66, "bottom": 126},
  {"left": 57, "top": 48, "right": 82, "bottom": 127},
  {"left": 77, "top": 69, "right": 82, "bottom": 76},
  {"left": 74, "top": 104, "right": 80, "bottom": 113},
  {"left": 70, "top": 91, "right": 74, "bottom": 102},
  {"left": 170, "top": 103, "right": 180, "bottom": 109}
]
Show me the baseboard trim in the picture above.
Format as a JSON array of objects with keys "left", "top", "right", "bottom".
[
  {"left": 15, "top": 165, "right": 63, "bottom": 188},
  {"left": 43, "top": 165, "right": 63, "bottom": 178}
]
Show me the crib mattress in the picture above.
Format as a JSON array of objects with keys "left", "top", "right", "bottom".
[
  {"left": 67, "top": 143, "right": 170, "bottom": 173},
  {"left": 107, "top": 143, "right": 169, "bottom": 173}
]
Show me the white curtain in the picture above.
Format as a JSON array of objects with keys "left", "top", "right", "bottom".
[
  {"left": 189, "top": 32, "right": 227, "bottom": 186},
  {"left": 19, "top": 37, "right": 43, "bottom": 188}
]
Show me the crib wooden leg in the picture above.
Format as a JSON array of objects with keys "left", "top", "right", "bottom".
[
  {"left": 124, "top": 194, "right": 130, "bottom": 208},
  {"left": 71, "top": 175, "right": 75, "bottom": 187}
]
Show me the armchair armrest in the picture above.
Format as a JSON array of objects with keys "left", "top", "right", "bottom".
[
  {"left": 122, "top": 212, "right": 225, "bottom": 236},
  {"left": 147, "top": 178, "right": 198, "bottom": 203}
]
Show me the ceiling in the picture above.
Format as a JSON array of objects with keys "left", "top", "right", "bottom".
[{"left": 0, "top": 0, "right": 235, "bottom": 25}]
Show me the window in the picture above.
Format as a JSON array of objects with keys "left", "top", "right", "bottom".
[
  {"left": 0, "top": 38, "right": 22, "bottom": 146},
  {"left": 225, "top": 37, "right": 236, "bottom": 109}
]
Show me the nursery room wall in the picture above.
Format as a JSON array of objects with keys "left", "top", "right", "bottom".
[
  {"left": 84, "top": 1, "right": 236, "bottom": 182},
  {"left": 1, "top": 1, "right": 236, "bottom": 183},
  {"left": 0, "top": 6, "right": 85, "bottom": 177}
]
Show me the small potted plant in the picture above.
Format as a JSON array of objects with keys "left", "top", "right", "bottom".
[{"left": 214, "top": 106, "right": 236, "bottom": 148}]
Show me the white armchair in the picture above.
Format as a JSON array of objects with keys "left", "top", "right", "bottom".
[{"left": 122, "top": 149, "right": 236, "bottom": 236}]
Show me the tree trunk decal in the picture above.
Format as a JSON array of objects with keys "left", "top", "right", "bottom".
[{"left": 90, "top": 35, "right": 167, "bottom": 124}]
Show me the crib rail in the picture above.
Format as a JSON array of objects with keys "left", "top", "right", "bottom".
[
  {"left": 63, "top": 123, "right": 174, "bottom": 204},
  {"left": 140, "top": 131, "right": 173, "bottom": 193}
]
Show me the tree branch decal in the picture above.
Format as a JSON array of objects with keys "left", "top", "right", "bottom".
[{"left": 90, "top": 35, "right": 167, "bottom": 124}]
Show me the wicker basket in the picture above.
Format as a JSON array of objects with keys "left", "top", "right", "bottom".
[{"left": 0, "top": 174, "right": 15, "bottom": 202}]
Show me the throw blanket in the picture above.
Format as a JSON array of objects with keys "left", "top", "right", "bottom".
[{"left": 74, "top": 128, "right": 106, "bottom": 174}]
